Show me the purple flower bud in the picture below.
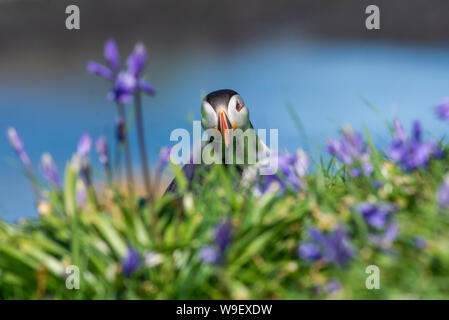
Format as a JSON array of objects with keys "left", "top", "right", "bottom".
[
  {"left": 326, "top": 127, "right": 372, "bottom": 177},
  {"left": 199, "top": 246, "right": 221, "bottom": 265},
  {"left": 6, "top": 127, "right": 30, "bottom": 167},
  {"left": 414, "top": 236, "right": 427, "bottom": 250},
  {"left": 387, "top": 119, "right": 441, "bottom": 171},
  {"left": 435, "top": 99, "right": 449, "bottom": 122},
  {"left": 138, "top": 79, "right": 156, "bottom": 96},
  {"left": 373, "top": 180, "right": 383, "bottom": 189},
  {"left": 298, "top": 243, "right": 323, "bottom": 261},
  {"left": 393, "top": 117, "right": 407, "bottom": 142},
  {"left": 104, "top": 38, "right": 120, "bottom": 72},
  {"left": 298, "top": 227, "right": 353, "bottom": 267},
  {"left": 87, "top": 39, "right": 120, "bottom": 81},
  {"left": 77, "top": 133, "right": 92, "bottom": 158},
  {"left": 40, "top": 152, "right": 59, "bottom": 186},
  {"left": 96, "top": 136, "right": 109, "bottom": 165},
  {"left": 121, "top": 246, "right": 140, "bottom": 277},
  {"left": 127, "top": 42, "right": 147, "bottom": 78},
  {"left": 256, "top": 150, "right": 309, "bottom": 195},
  {"left": 357, "top": 202, "right": 396, "bottom": 230},
  {"left": 116, "top": 116, "right": 126, "bottom": 144},
  {"left": 358, "top": 202, "right": 398, "bottom": 249},
  {"left": 215, "top": 220, "right": 232, "bottom": 252},
  {"left": 87, "top": 61, "right": 113, "bottom": 80},
  {"left": 326, "top": 279, "right": 342, "bottom": 294}
]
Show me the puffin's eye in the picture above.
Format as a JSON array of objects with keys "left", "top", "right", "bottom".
[{"left": 236, "top": 100, "right": 244, "bottom": 112}]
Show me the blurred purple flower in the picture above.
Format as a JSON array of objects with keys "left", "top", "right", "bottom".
[
  {"left": 77, "top": 133, "right": 92, "bottom": 158},
  {"left": 370, "top": 222, "right": 398, "bottom": 249},
  {"left": 215, "top": 220, "right": 232, "bottom": 252},
  {"left": 200, "top": 220, "right": 232, "bottom": 265},
  {"left": 298, "top": 243, "right": 323, "bottom": 261},
  {"left": 157, "top": 146, "right": 172, "bottom": 170},
  {"left": 6, "top": 127, "right": 31, "bottom": 167},
  {"left": 87, "top": 39, "right": 120, "bottom": 81},
  {"left": 298, "top": 227, "right": 353, "bottom": 267},
  {"left": 357, "top": 202, "right": 398, "bottom": 248},
  {"left": 437, "top": 175, "right": 449, "bottom": 209},
  {"left": 108, "top": 71, "right": 137, "bottom": 104},
  {"left": 40, "top": 152, "right": 59, "bottom": 186},
  {"left": 386, "top": 119, "right": 442, "bottom": 171},
  {"left": 199, "top": 246, "right": 221, "bottom": 265},
  {"left": 257, "top": 149, "right": 309, "bottom": 194},
  {"left": 327, "top": 127, "right": 373, "bottom": 177},
  {"left": 357, "top": 202, "right": 396, "bottom": 230},
  {"left": 122, "top": 246, "right": 140, "bottom": 277},
  {"left": 435, "top": 99, "right": 449, "bottom": 121},
  {"left": 126, "top": 42, "right": 155, "bottom": 96},
  {"left": 373, "top": 180, "right": 383, "bottom": 189},
  {"left": 326, "top": 279, "right": 342, "bottom": 294},
  {"left": 115, "top": 116, "right": 126, "bottom": 144},
  {"left": 96, "top": 136, "right": 109, "bottom": 165},
  {"left": 414, "top": 236, "right": 427, "bottom": 250}
]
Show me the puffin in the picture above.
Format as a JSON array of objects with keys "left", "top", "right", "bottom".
[{"left": 165, "top": 89, "right": 269, "bottom": 194}]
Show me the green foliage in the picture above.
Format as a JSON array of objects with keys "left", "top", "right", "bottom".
[{"left": 1, "top": 145, "right": 449, "bottom": 300}]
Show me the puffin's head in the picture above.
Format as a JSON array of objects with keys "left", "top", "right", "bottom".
[{"left": 201, "top": 89, "right": 250, "bottom": 147}]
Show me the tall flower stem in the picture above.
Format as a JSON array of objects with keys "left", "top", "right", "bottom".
[
  {"left": 134, "top": 90, "right": 152, "bottom": 201},
  {"left": 117, "top": 103, "right": 134, "bottom": 195}
]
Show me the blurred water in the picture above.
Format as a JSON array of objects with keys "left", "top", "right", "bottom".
[{"left": 2, "top": 39, "right": 449, "bottom": 221}]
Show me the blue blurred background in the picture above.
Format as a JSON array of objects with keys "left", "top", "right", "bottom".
[{"left": 2, "top": 0, "right": 449, "bottom": 220}]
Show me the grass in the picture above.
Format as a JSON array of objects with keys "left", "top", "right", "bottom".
[{"left": 1, "top": 129, "right": 449, "bottom": 300}]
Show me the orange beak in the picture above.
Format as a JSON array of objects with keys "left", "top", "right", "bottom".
[{"left": 218, "top": 110, "right": 232, "bottom": 148}]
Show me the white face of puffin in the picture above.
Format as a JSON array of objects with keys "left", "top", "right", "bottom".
[
  {"left": 201, "top": 94, "right": 249, "bottom": 130},
  {"left": 227, "top": 94, "right": 249, "bottom": 129},
  {"left": 201, "top": 100, "right": 218, "bottom": 130}
]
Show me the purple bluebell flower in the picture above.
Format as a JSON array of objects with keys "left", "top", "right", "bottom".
[
  {"left": 40, "top": 152, "right": 59, "bottom": 186},
  {"left": 357, "top": 202, "right": 398, "bottom": 248},
  {"left": 157, "top": 146, "right": 172, "bottom": 170},
  {"left": 215, "top": 220, "right": 232, "bottom": 252},
  {"left": 121, "top": 246, "right": 140, "bottom": 277},
  {"left": 435, "top": 99, "right": 449, "bottom": 121},
  {"left": 437, "top": 175, "right": 449, "bottom": 209},
  {"left": 77, "top": 133, "right": 92, "bottom": 158},
  {"left": 414, "top": 236, "right": 427, "bottom": 250},
  {"left": 200, "top": 246, "right": 221, "bottom": 265},
  {"left": 386, "top": 119, "right": 442, "bottom": 171},
  {"left": 200, "top": 220, "right": 233, "bottom": 265},
  {"left": 298, "top": 227, "right": 353, "bottom": 267},
  {"left": 87, "top": 39, "right": 120, "bottom": 81},
  {"left": 6, "top": 127, "right": 31, "bottom": 167},
  {"left": 126, "top": 42, "right": 155, "bottom": 96},
  {"left": 256, "top": 149, "right": 309, "bottom": 194},
  {"left": 298, "top": 243, "right": 323, "bottom": 261},
  {"left": 96, "top": 136, "right": 109, "bottom": 165},
  {"left": 327, "top": 127, "right": 373, "bottom": 177},
  {"left": 108, "top": 71, "right": 137, "bottom": 104},
  {"left": 326, "top": 279, "right": 342, "bottom": 294},
  {"left": 357, "top": 202, "right": 396, "bottom": 230},
  {"left": 370, "top": 222, "right": 398, "bottom": 249}
]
